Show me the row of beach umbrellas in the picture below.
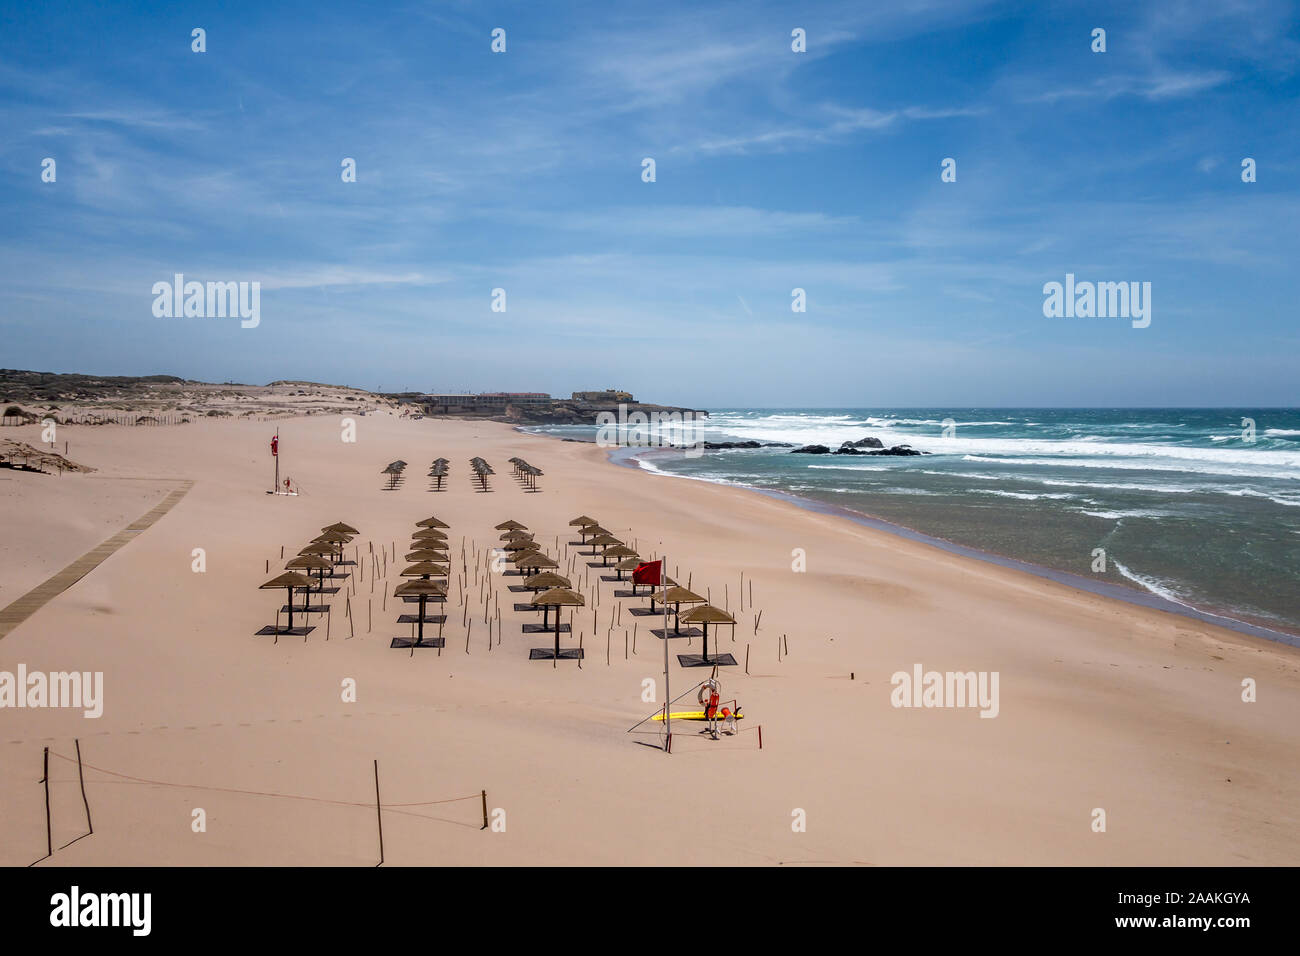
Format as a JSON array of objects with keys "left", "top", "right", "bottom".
[
  {"left": 382, "top": 460, "right": 407, "bottom": 490},
  {"left": 428, "top": 457, "right": 449, "bottom": 492},
  {"left": 470, "top": 457, "right": 494, "bottom": 491},
  {"left": 507, "top": 457, "right": 543, "bottom": 493},
  {"left": 257, "top": 521, "right": 359, "bottom": 637},
  {"left": 396, "top": 515, "right": 452, "bottom": 649}
]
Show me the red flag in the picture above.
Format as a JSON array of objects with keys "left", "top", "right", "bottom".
[
  {"left": 270, "top": 436, "right": 278, "bottom": 457},
  {"left": 632, "top": 560, "right": 661, "bottom": 586}
]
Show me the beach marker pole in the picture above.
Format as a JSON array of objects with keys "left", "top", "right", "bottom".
[
  {"left": 662, "top": 554, "right": 671, "bottom": 754},
  {"left": 745, "top": 644, "right": 750, "bottom": 674},
  {"left": 75, "top": 739, "right": 92, "bottom": 837},
  {"left": 373, "top": 760, "right": 384, "bottom": 866},
  {"left": 481, "top": 790, "right": 489, "bottom": 830},
  {"left": 41, "top": 746, "right": 52, "bottom": 860}
]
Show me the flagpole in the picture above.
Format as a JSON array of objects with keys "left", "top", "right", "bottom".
[
  {"left": 662, "top": 552, "right": 671, "bottom": 753},
  {"left": 274, "top": 429, "right": 280, "bottom": 492}
]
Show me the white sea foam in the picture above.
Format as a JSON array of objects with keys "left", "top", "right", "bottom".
[{"left": 977, "top": 490, "right": 1077, "bottom": 500}]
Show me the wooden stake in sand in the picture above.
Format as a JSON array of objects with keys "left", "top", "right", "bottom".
[
  {"left": 39, "top": 746, "right": 51, "bottom": 863},
  {"left": 481, "top": 790, "right": 489, "bottom": 830},
  {"left": 745, "top": 643, "right": 750, "bottom": 674},
  {"left": 373, "top": 760, "right": 384, "bottom": 867},
  {"left": 368, "top": 599, "right": 372, "bottom": 633}
]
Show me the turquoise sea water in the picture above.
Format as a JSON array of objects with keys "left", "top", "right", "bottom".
[{"left": 528, "top": 409, "right": 1300, "bottom": 638}]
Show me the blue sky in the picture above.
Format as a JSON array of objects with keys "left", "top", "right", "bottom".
[{"left": 2, "top": 0, "right": 1298, "bottom": 406}]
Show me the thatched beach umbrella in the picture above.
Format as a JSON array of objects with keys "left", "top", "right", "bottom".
[
  {"left": 531, "top": 587, "right": 586, "bottom": 662},
  {"left": 503, "top": 539, "right": 537, "bottom": 553},
  {"left": 523, "top": 571, "right": 571, "bottom": 592},
  {"left": 522, "top": 570, "right": 572, "bottom": 626},
  {"left": 400, "top": 561, "right": 449, "bottom": 579},
  {"left": 500, "top": 529, "right": 533, "bottom": 541},
  {"left": 579, "top": 524, "right": 609, "bottom": 542},
  {"left": 286, "top": 553, "right": 332, "bottom": 592},
  {"left": 416, "top": 516, "right": 450, "bottom": 529},
  {"left": 602, "top": 544, "right": 637, "bottom": 568},
  {"left": 394, "top": 578, "right": 447, "bottom": 646},
  {"left": 495, "top": 519, "right": 527, "bottom": 531},
  {"left": 516, "top": 552, "right": 558, "bottom": 572},
  {"left": 322, "top": 522, "right": 358, "bottom": 534},
  {"left": 569, "top": 515, "right": 597, "bottom": 527},
  {"left": 612, "top": 556, "right": 641, "bottom": 581},
  {"left": 259, "top": 571, "right": 314, "bottom": 633},
  {"left": 677, "top": 604, "right": 736, "bottom": 664},
  {"left": 404, "top": 549, "right": 448, "bottom": 562},
  {"left": 298, "top": 542, "right": 338, "bottom": 569},
  {"left": 661, "top": 586, "right": 706, "bottom": 634}
]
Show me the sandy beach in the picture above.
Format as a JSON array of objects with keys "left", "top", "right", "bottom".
[{"left": 2, "top": 411, "right": 1298, "bottom": 867}]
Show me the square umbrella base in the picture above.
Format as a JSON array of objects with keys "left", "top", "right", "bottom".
[
  {"left": 522, "top": 623, "right": 571, "bottom": 634},
  {"left": 677, "top": 653, "right": 738, "bottom": 667},
  {"left": 628, "top": 606, "right": 666, "bottom": 617},
  {"left": 513, "top": 602, "right": 543, "bottom": 611},
  {"left": 390, "top": 637, "right": 446, "bottom": 648},
  {"left": 255, "top": 625, "right": 315, "bottom": 637},
  {"left": 281, "top": 603, "right": 330, "bottom": 614},
  {"left": 613, "top": 589, "right": 645, "bottom": 598},
  {"left": 508, "top": 585, "right": 534, "bottom": 593},
  {"left": 401, "top": 595, "right": 447, "bottom": 604},
  {"left": 397, "top": 614, "right": 447, "bottom": 624},
  {"left": 306, "top": 586, "right": 340, "bottom": 594},
  {"left": 651, "top": 627, "right": 704, "bottom": 639},
  {"left": 529, "top": 648, "right": 584, "bottom": 660},
  {"left": 600, "top": 575, "right": 625, "bottom": 582}
]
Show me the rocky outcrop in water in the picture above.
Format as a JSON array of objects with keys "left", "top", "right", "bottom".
[
  {"left": 701, "top": 440, "right": 793, "bottom": 449},
  {"left": 790, "top": 440, "right": 924, "bottom": 456}
]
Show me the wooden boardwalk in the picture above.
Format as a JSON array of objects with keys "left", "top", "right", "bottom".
[{"left": 0, "top": 480, "right": 194, "bottom": 641}]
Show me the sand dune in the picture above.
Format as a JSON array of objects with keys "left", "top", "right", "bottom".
[{"left": 1, "top": 412, "right": 1297, "bottom": 866}]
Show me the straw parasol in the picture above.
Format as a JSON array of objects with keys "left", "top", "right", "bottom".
[
  {"left": 661, "top": 586, "right": 706, "bottom": 634},
  {"left": 503, "top": 539, "right": 538, "bottom": 552},
  {"left": 394, "top": 578, "right": 447, "bottom": 646},
  {"left": 298, "top": 542, "right": 337, "bottom": 567},
  {"left": 593, "top": 540, "right": 630, "bottom": 564},
  {"left": 612, "top": 556, "right": 641, "bottom": 580},
  {"left": 531, "top": 587, "right": 586, "bottom": 662},
  {"left": 286, "top": 554, "right": 332, "bottom": 591},
  {"left": 416, "top": 516, "right": 450, "bottom": 528},
  {"left": 568, "top": 515, "right": 597, "bottom": 527},
  {"left": 400, "top": 561, "right": 449, "bottom": 578},
  {"left": 322, "top": 522, "right": 358, "bottom": 534},
  {"left": 495, "top": 519, "right": 527, "bottom": 531},
  {"left": 677, "top": 604, "right": 736, "bottom": 664},
  {"left": 523, "top": 571, "right": 571, "bottom": 591},
  {"left": 412, "top": 527, "right": 448, "bottom": 540},
  {"left": 500, "top": 529, "right": 533, "bottom": 541},
  {"left": 516, "top": 552, "right": 558, "bottom": 571},
  {"left": 404, "top": 549, "right": 448, "bottom": 562},
  {"left": 259, "top": 571, "right": 314, "bottom": 633}
]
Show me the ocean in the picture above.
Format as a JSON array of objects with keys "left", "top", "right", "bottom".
[{"left": 526, "top": 409, "right": 1300, "bottom": 641}]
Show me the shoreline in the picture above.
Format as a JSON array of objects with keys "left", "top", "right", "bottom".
[{"left": 557, "top": 436, "right": 1300, "bottom": 649}]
